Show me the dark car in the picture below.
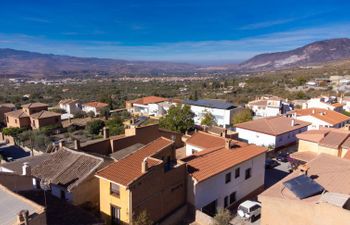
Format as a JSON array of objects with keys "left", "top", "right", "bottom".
[
  {"left": 276, "top": 152, "right": 289, "bottom": 162},
  {"left": 265, "top": 159, "right": 279, "bottom": 169}
]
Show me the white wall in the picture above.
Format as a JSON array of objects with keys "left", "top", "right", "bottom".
[
  {"left": 191, "top": 154, "right": 265, "bottom": 210},
  {"left": 82, "top": 105, "right": 98, "bottom": 115},
  {"left": 189, "top": 105, "right": 233, "bottom": 127},
  {"left": 185, "top": 144, "right": 205, "bottom": 156}
]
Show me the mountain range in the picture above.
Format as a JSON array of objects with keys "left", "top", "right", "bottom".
[{"left": 1, "top": 38, "right": 350, "bottom": 77}]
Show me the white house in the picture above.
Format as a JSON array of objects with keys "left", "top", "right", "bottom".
[
  {"left": 82, "top": 101, "right": 109, "bottom": 116},
  {"left": 247, "top": 95, "right": 293, "bottom": 118},
  {"left": 184, "top": 131, "right": 227, "bottom": 156},
  {"left": 185, "top": 99, "right": 239, "bottom": 128},
  {"left": 235, "top": 116, "right": 310, "bottom": 148},
  {"left": 302, "top": 97, "right": 343, "bottom": 112},
  {"left": 58, "top": 99, "right": 81, "bottom": 119},
  {"left": 182, "top": 140, "right": 266, "bottom": 216},
  {"left": 125, "top": 96, "right": 171, "bottom": 116},
  {"left": 287, "top": 108, "right": 350, "bottom": 130}
]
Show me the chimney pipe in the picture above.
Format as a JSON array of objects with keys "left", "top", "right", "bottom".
[
  {"left": 74, "top": 139, "right": 80, "bottom": 150},
  {"left": 299, "top": 164, "right": 310, "bottom": 176},
  {"left": 225, "top": 139, "right": 232, "bottom": 149},
  {"left": 103, "top": 127, "right": 110, "bottom": 139},
  {"left": 141, "top": 157, "right": 148, "bottom": 173},
  {"left": 59, "top": 140, "right": 64, "bottom": 149},
  {"left": 22, "top": 162, "right": 31, "bottom": 176},
  {"left": 291, "top": 119, "right": 295, "bottom": 127}
]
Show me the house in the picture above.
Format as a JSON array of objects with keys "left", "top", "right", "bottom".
[
  {"left": 0, "top": 147, "right": 106, "bottom": 206},
  {"left": 302, "top": 96, "right": 343, "bottom": 112},
  {"left": 95, "top": 137, "right": 187, "bottom": 225},
  {"left": 185, "top": 131, "right": 227, "bottom": 156},
  {"left": 58, "top": 99, "right": 81, "bottom": 117},
  {"left": 181, "top": 139, "right": 266, "bottom": 216},
  {"left": 82, "top": 101, "right": 109, "bottom": 116},
  {"left": 258, "top": 154, "right": 350, "bottom": 225},
  {"left": 184, "top": 99, "right": 239, "bottom": 128},
  {"left": 4, "top": 102, "right": 61, "bottom": 129},
  {"left": 340, "top": 96, "right": 350, "bottom": 112},
  {"left": 125, "top": 96, "right": 170, "bottom": 116},
  {"left": 287, "top": 108, "right": 350, "bottom": 130},
  {"left": 0, "top": 184, "right": 47, "bottom": 225},
  {"left": 0, "top": 103, "right": 15, "bottom": 124},
  {"left": 290, "top": 128, "right": 350, "bottom": 163},
  {"left": 246, "top": 96, "right": 293, "bottom": 118},
  {"left": 235, "top": 116, "right": 310, "bottom": 148}
]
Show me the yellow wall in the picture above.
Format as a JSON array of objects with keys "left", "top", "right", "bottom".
[
  {"left": 298, "top": 140, "right": 320, "bottom": 153},
  {"left": 317, "top": 146, "right": 339, "bottom": 157},
  {"left": 99, "top": 178, "right": 131, "bottom": 225}
]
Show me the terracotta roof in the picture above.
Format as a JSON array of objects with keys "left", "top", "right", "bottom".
[
  {"left": 344, "top": 151, "right": 350, "bottom": 160},
  {"left": 297, "top": 129, "right": 350, "bottom": 150},
  {"left": 0, "top": 103, "right": 15, "bottom": 109},
  {"left": 185, "top": 131, "right": 226, "bottom": 149},
  {"left": 96, "top": 137, "right": 173, "bottom": 186},
  {"left": 235, "top": 116, "right": 310, "bottom": 136},
  {"left": 82, "top": 101, "right": 108, "bottom": 108},
  {"left": 182, "top": 143, "right": 266, "bottom": 183},
  {"left": 296, "top": 129, "right": 330, "bottom": 143},
  {"left": 30, "top": 110, "right": 61, "bottom": 119},
  {"left": 4, "top": 109, "right": 29, "bottom": 118},
  {"left": 131, "top": 96, "right": 168, "bottom": 105},
  {"left": 248, "top": 100, "right": 268, "bottom": 107},
  {"left": 319, "top": 131, "right": 349, "bottom": 149},
  {"left": 260, "top": 154, "right": 350, "bottom": 202},
  {"left": 332, "top": 103, "right": 344, "bottom": 107},
  {"left": 2, "top": 148, "right": 104, "bottom": 191},
  {"left": 207, "top": 126, "right": 226, "bottom": 136},
  {"left": 289, "top": 108, "right": 350, "bottom": 125},
  {"left": 290, "top": 151, "right": 318, "bottom": 163},
  {"left": 21, "top": 102, "right": 48, "bottom": 108}
]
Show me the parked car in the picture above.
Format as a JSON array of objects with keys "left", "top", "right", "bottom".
[
  {"left": 276, "top": 152, "right": 289, "bottom": 162},
  {"left": 265, "top": 159, "right": 279, "bottom": 169},
  {"left": 237, "top": 200, "right": 261, "bottom": 222}
]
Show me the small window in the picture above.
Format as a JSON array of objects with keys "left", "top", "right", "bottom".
[
  {"left": 235, "top": 168, "right": 240, "bottom": 178},
  {"left": 224, "top": 196, "right": 228, "bottom": 208},
  {"left": 15, "top": 119, "right": 17, "bottom": 124},
  {"left": 110, "top": 183, "right": 120, "bottom": 197},
  {"left": 225, "top": 172, "right": 231, "bottom": 184},
  {"left": 229, "top": 192, "right": 236, "bottom": 204},
  {"left": 6, "top": 117, "right": 9, "bottom": 122},
  {"left": 245, "top": 168, "right": 252, "bottom": 180}
]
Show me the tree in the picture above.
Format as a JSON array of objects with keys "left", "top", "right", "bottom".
[
  {"left": 2, "top": 127, "right": 27, "bottom": 138},
  {"left": 201, "top": 111, "right": 217, "bottom": 126},
  {"left": 73, "top": 111, "right": 87, "bottom": 118},
  {"left": 132, "top": 211, "right": 153, "bottom": 225},
  {"left": 87, "top": 111, "right": 95, "bottom": 118},
  {"left": 100, "top": 107, "right": 110, "bottom": 120},
  {"left": 159, "top": 104, "right": 194, "bottom": 133},
  {"left": 86, "top": 120, "right": 105, "bottom": 135},
  {"left": 105, "top": 116, "right": 124, "bottom": 136},
  {"left": 212, "top": 208, "right": 232, "bottom": 225},
  {"left": 49, "top": 108, "right": 66, "bottom": 114},
  {"left": 232, "top": 108, "right": 253, "bottom": 124}
]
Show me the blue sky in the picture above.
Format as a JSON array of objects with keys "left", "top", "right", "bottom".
[{"left": 1, "top": 0, "right": 350, "bottom": 64}]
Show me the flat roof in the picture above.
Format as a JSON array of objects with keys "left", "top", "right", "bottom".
[{"left": 184, "top": 99, "right": 236, "bottom": 110}]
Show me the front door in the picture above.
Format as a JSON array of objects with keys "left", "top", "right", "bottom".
[
  {"left": 111, "top": 205, "right": 121, "bottom": 225},
  {"left": 202, "top": 200, "right": 217, "bottom": 217}
]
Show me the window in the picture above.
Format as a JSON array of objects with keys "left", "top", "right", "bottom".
[
  {"left": 235, "top": 168, "right": 240, "bottom": 178},
  {"left": 229, "top": 192, "right": 236, "bottom": 204},
  {"left": 110, "top": 183, "right": 120, "bottom": 197},
  {"left": 6, "top": 117, "right": 9, "bottom": 122},
  {"left": 224, "top": 196, "right": 228, "bottom": 208},
  {"left": 225, "top": 172, "right": 231, "bottom": 183},
  {"left": 111, "top": 205, "right": 121, "bottom": 225},
  {"left": 15, "top": 119, "right": 17, "bottom": 124},
  {"left": 245, "top": 168, "right": 252, "bottom": 180}
]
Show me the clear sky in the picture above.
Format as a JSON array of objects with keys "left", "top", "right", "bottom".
[{"left": 1, "top": 0, "right": 350, "bottom": 64}]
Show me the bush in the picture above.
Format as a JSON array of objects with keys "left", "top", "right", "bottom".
[
  {"left": 86, "top": 119, "right": 105, "bottom": 135},
  {"left": 105, "top": 116, "right": 124, "bottom": 136},
  {"left": 212, "top": 208, "right": 232, "bottom": 225},
  {"left": 132, "top": 211, "right": 153, "bottom": 225},
  {"left": 2, "top": 127, "right": 27, "bottom": 138},
  {"left": 232, "top": 108, "right": 253, "bottom": 124},
  {"left": 73, "top": 111, "right": 87, "bottom": 118},
  {"left": 50, "top": 108, "right": 66, "bottom": 114}
]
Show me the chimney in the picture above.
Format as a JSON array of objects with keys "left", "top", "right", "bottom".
[
  {"left": 299, "top": 164, "right": 310, "bottom": 176},
  {"left": 141, "top": 157, "right": 149, "bottom": 173},
  {"left": 225, "top": 139, "right": 232, "bottom": 149},
  {"left": 74, "top": 139, "right": 80, "bottom": 150},
  {"left": 312, "top": 109, "right": 315, "bottom": 114},
  {"left": 291, "top": 119, "right": 295, "bottom": 127},
  {"left": 22, "top": 162, "right": 31, "bottom": 176},
  {"left": 103, "top": 127, "right": 110, "bottom": 139},
  {"left": 59, "top": 140, "right": 64, "bottom": 149},
  {"left": 17, "top": 210, "right": 29, "bottom": 225}
]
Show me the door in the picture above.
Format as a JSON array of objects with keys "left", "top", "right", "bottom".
[
  {"left": 111, "top": 205, "right": 121, "bottom": 225},
  {"left": 202, "top": 200, "right": 217, "bottom": 217}
]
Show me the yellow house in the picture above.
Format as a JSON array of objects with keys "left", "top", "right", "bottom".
[{"left": 96, "top": 137, "right": 187, "bottom": 225}]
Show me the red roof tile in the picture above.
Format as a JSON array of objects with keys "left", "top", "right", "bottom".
[
  {"left": 82, "top": 101, "right": 108, "bottom": 108},
  {"left": 131, "top": 96, "right": 168, "bottom": 105},
  {"left": 290, "top": 108, "right": 350, "bottom": 125}
]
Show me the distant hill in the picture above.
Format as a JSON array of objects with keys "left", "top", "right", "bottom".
[
  {"left": 0, "top": 48, "right": 198, "bottom": 77},
  {"left": 238, "top": 38, "right": 350, "bottom": 71}
]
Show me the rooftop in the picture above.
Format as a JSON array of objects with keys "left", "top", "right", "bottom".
[
  {"left": 30, "top": 110, "right": 61, "bottom": 119},
  {"left": 0, "top": 185, "right": 44, "bottom": 225},
  {"left": 186, "top": 131, "right": 227, "bottom": 149},
  {"left": 289, "top": 108, "right": 350, "bottom": 125},
  {"left": 130, "top": 96, "right": 168, "bottom": 105},
  {"left": 109, "top": 143, "right": 145, "bottom": 160},
  {"left": 96, "top": 137, "right": 173, "bottom": 187},
  {"left": 260, "top": 154, "right": 350, "bottom": 203},
  {"left": 21, "top": 102, "right": 48, "bottom": 109},
  {"left": 82, "top": 101, "right": 108, "bottom": 108},
  {"left": 235, "top": 116, "right": 310, "bottom": 136},
  {"left": 182, "top": 142, "right": 266, "bottom": 183},
  {"left": 4, "top": 109, "right": 29, "bottom": 118},
  {"left": 184, "top": 99, "right": 236, "bottom": 110},
  {"left": 0, "top": 103, "right": 15, "bottom": 108}
]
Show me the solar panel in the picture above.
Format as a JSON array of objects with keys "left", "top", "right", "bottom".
[
  {"left": 283, "top": 174, "right": 325, "bottom": 199},
  {"left": 184, "top": 99, "right": 236, "bottom": 109}
]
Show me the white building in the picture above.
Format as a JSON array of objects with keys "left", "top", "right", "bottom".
[
  {"left": 185, "top": 99, "right": 239, "bottom": 128},
  {"left": 126, "top": 96, "right": 172, "bottom": 116},
  {"left": 182, "top": 139, "right": 266, "bottom": 216},
  {"left": 82, "top": 101, "right": 109, "bottom": 116},
  {"left": 302, "top": 97, "right": 343, "bottom": 112},
  {"left": 287, "top": 108, "right": 350, "bottom": 130},
  {"left": 235, "top": 116, "right": 310, "bottom": 148},
  {"left": 247, "top": 96, "right": 293, "bottom": 118},
  {"left": 184, "top": 131, "right": 226, "bottom": 156},
  {"left": 58, "top": 99, "right": 81, "bottom": 119}
]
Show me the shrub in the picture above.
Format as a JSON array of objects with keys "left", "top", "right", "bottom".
[{"left": 86, "top": 119, "right": 105, "bottom": 135}]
